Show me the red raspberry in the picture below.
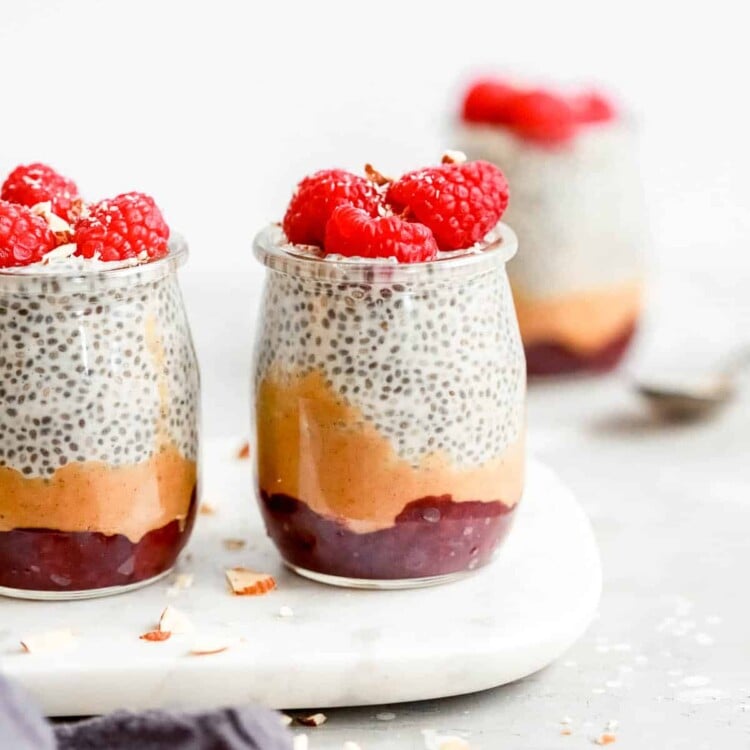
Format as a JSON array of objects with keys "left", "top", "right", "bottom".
[
  {"left": 74, "top": 192, "right": 169, "bottom": 261},
  {"left": 462, "top": 79, "right": 518, "bottom": 125},
  {"left": 324, "top": 205, "right": 438, "bottom": 263},
  {"left": 283, "top": 169, "right": 382, "bottom": 246},
  {"left": 386, "top": 160, "right": 509, "bottom": 251},
  {"left": 1, "top": 163, "right": 81, "bottom": 223},
  {"left": 504, "top": 90, "right": 577, "bottom": 144},
  {"left": 0, "top": 200, "right": 57, "bottom": 268},
  {"left": 570, "top": 91, "right": 617, "bottom": 124}
]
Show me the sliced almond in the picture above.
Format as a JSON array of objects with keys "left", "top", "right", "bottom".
[
  {"left": 225, "top": 567, "right": 276, "bottom": 596},
  {"left": 30, "top": 200, "right": 53, "bottom": 214},
  {"left": 441, "top": 149, "right": 467, "bottom": 165},
  {"left": 364, "top": 163, "right": 393, "bottom": 186},
  {"left": 140, "top": 630, "right": 171, "bottom": 642},
  {"left": 298, "top": 712, "right": 327, "bottom": 727},
  {"left": 279, "top": 713, "right": 293, "bottom": 727},
  {"left": 438, "top": 740, "right": 471, "bottom": 750},
  {"left": 236, "top": 441, "right": 250, "bottom": 459},
  {"left": 20, "top": 628, "right": 76, "bottom": 654},
  {"left": 166, "top": 573, "right": 194, "bottom": 596},
  {"left": 595, "top": 733, "right": 617, "bottom": 746},
  {"left": 278, "top": 605, "right": 294, "bottom": 618},
  {"left": 190, "top": 636, "right": 231, "bottom": 656},
  {"left": 223, "top": 538, "right": 246, "bottom": 551},
  {"left": 422, "top": 730, "right": 471, "bottom": 750},
  {"left": 31, "top": 201, "right": 73, "bottom": 235},
  {"left": 159, "top": 605, "right": 194, "bottom": 634},
  {"left": 41, "top": 243, "right": 78, "bottom": 263},
  {"left": 199, "top": 502, "right": 216, "bottom": 516}
]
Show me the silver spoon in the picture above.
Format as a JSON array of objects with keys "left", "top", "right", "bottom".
[{"left": 635, "top": 346, "right": 750, "bottom": 421}]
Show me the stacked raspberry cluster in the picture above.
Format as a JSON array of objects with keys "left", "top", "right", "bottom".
[
  {"left": 462, "top": 78, "right": 617, "bottom": 144},
  {"left": 0, "top": 162, "right": 170, "bottom": 268},
  {"left": 282, "top": 155, "right": 510, "bottom": 263}
]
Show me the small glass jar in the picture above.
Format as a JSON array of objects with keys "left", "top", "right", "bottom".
[
  {"left": 456, "top": 117, "right": 647, "bottom": 375},
  {"left": 0, "top": 239, "right": 200, "bottom": 599},
  {"left": 252, "top": 224, "right": 526, "bottom": 588}
]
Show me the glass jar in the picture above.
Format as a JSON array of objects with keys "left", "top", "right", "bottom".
[
  {"left": 0, "top": 239, "right": 200, "bottom": 599},
  {"left": 456, "top": 118, "right": 647, "bottom": 375},
  {"left": 252, "top": 224, "right": 525, "bottom": 588}
]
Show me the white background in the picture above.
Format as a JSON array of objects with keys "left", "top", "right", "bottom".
[
  {"left": 2, "top": 0, "right": 749, "bottom": 434},
  {"left": 1, "top": 0, "right": 749, "bottom": 272}
]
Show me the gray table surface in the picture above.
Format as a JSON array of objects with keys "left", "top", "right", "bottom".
[{"left": 181, "top": 259, "right": 750, "bottom": 750}]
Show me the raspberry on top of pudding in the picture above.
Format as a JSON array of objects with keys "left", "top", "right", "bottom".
[
  {"left": 0, "top": 162, "right": 170, "bottom": 268},
  {"left": 457, "top": 78, "right": 645, "bottom": 375},
  {"left": 254, "top": 155, "right": 525, "bottom": 583},
  {"left": 280, "top": 153, "right": 510, "bottom": 262},
  {"left": 0, "top": 162, "right": 199, "bottom": 596},
  {"left": 461, "top": 78, "right": 617, "bottom": 145}
]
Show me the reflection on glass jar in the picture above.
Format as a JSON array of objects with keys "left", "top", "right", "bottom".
[
  {"left": 0, "top": 238, "right": 200, "bottom": 599},
  {"left": 456, "top": 91, "right": 647, "bottom": 376},
  {"left": 252, "top": 224, "right": 526, "bottom": 588}
]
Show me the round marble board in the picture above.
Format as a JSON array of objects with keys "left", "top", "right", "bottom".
[{"left": 0, "top": 438, "right": 601, "bottom": 716}]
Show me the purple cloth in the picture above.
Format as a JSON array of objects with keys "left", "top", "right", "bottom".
[
  {"left": 0, "top": 674, "right": 56, "bottom": 750},
  {"left": 0, "top": 674, "right": 292, "bottom": 749}
]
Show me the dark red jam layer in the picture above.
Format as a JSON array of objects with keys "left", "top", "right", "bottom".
[
  {"left": 0, "top": 487, "right": 197, "bottom": 593},
  {"left": 525, "top": 322, "right": 637, "bottom": 377},
  {"left": 259, "top": 491, "right": 516, "bottom": 580}
]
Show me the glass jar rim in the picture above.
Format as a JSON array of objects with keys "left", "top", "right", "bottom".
[
  {"left": 0, "top": 234, "right": 188, "bottom": 293},
  {"left": 253, "top": 222, "right": 518, "bottom": 284}
]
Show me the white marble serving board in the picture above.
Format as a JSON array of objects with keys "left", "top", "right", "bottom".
[{"left": 0, "top": 438, "right": 600, "bottom": 717}]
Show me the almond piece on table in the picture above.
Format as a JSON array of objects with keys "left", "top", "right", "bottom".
[
  {"left": 225, "top": 567, "right": 276, "bottom": 596},
  {"left": 159, "top": 605, "right": 194, "bottom": 634},
  {"left": 20, "top": 628, "right": 76, "bottom": 654},
  {"left": 223, "top": 538, "right": 246, "bottom": 551},
  {"left": 140, "top": 630, "right": 172, "bottom": 642},
  {"left": 298, "top": 712, "right": 327, "bottom": 727},
  {"left": 190, "top": 636, "right": 231, "bottom": 656}
]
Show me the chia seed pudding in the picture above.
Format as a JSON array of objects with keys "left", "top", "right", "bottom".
[
  {"left": 0, "top": 240, "right": 200, "bottom": 599},
  {"left": 455, "top": 81, "right": 648, "bottom": 375},
  {"left": 253, "top": 223, "right": 525, "bottom": 587}
]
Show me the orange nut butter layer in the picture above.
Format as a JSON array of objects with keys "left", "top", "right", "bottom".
[
  {"left": 0, "top": 444, "right": 196, "bottom": 543},
  {"left": 512, "top": 279, "right": 643, "bottom": 355},
  {"left": 256, "top": 370, "right": 525, "bottom": 532}
]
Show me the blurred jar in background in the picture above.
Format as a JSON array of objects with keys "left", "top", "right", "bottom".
[{"left": 455, "top": 78, "right": 648, "bottom": 376}]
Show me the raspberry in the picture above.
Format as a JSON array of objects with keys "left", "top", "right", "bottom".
[
  {"left": 283, "top": 169, "right": 381, "bottom": 246},
  {"left": 386, "top": 160, "right": 509, "bottom": 251},
  {"left": 74, "top": 192, "right": 169, "bottom": 261},
  {"left": 1, "top": 163, "right": 81, "bottom": 222},
  {"left": 0, "top": 200, "right": 57, "bottom": 267},
  {"left": 324, "top": 205, "right": 438, "bottom": 263},
  {"left": 462, "top": 79, "right": 518, "bottom": 124},
  {"left": 504, "top": 89, "right": 577, "bottom": 143},
  {"left": 570, "top": 91, "right": 617, "bottom": 124}
]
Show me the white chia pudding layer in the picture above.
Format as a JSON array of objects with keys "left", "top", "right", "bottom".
[
  {"left": 0, "top": 255, "right": 199, "bottom": 477},
  {"left": 254, "top": 226, "right": 525, "bottom": 468},
  {"left": 456, "top": 122, "right": 647, "bottom": 299}
]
